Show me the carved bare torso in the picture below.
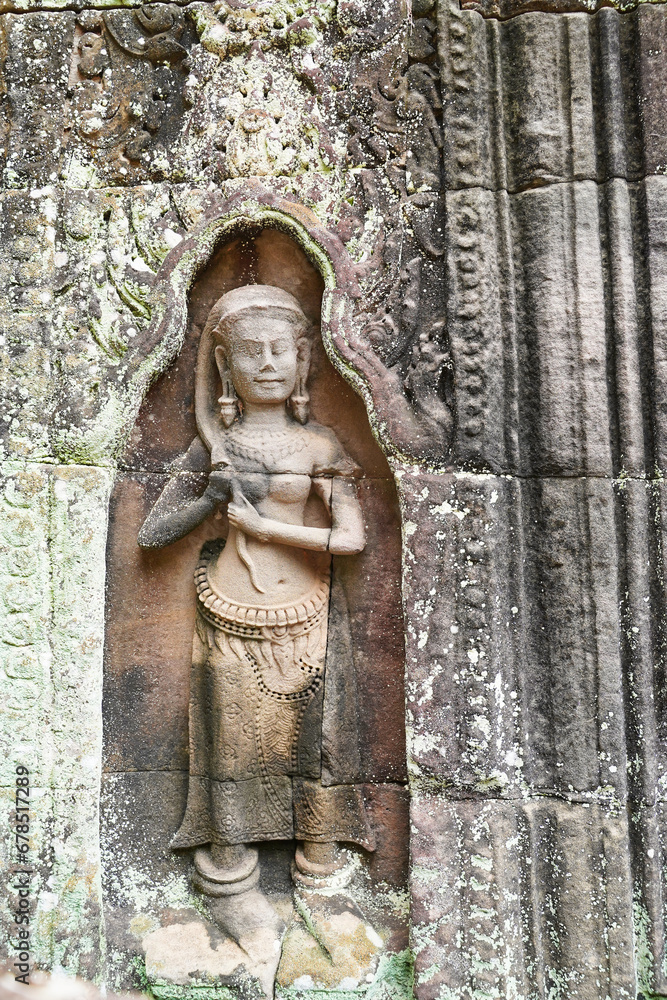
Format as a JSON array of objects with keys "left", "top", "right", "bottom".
[{"left": 209, "top": 425, "right": 330, "bottom": 605}]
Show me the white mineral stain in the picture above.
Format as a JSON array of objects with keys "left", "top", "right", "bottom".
[
  {"left": 470, "top": 854, "right": 493, "bottom": 871},
  {"left": 430, "top": 500, "right": 467, "bottom": 520},
  {"left": 408, "top": 729, "right": 444, "bottom": 760},
  {"left": 130, "top": 256, "right": 154, "bottom": 274},
  {"left": 473, "top": 715, "right": 491, "bottom": 739},
  {"left": 294, "top": 975, "right": 315, "bottom": 989},
  {"left": 163, "top": 228, "right": 183, "bottom": 249},
  {"left": 493, "top": 672, "right": 504, "bottom": 709},
  {"left": 365, "top": 926, "right": 383, "bottom": 948}
]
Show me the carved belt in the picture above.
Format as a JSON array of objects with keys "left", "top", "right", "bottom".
[{"left": 194, "top": 556, "right": 329, "bottom": 641}]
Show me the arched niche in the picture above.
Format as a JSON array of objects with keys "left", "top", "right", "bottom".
[{"left": 100, "top": 220, "right": 408, "bottom": 993}]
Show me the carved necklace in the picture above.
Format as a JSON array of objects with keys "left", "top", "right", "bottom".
[{"left": 224, "top": 422, "right": 308, "bottom": 467}]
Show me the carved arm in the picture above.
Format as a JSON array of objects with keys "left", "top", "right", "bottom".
[
  {"left": 138, "top": 470, "right": 231, "bottom": 550},
  {"left": 227, "top": 496, "right": 331, "bottom": 551},
  {"left": 225, "top": 477, "right": 366, "bottom": 555},
  {"left": 327, "top": 477, "right": 366, "bottom": 555}
]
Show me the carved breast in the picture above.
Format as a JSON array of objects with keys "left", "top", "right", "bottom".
[
  {"left": 236, "top": 473, "right": 270, "bottom": 506},
  {"left": 267, "top": 474, "right": 312, "bottom": 505}
]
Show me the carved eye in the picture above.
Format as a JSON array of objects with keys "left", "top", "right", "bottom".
[{"left": 237, "top": 341, "right": 262, "bottom": 358}]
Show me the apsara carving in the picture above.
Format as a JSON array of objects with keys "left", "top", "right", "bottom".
[{"left": 138, "top": 283, "right": 378, "bottom": 993}]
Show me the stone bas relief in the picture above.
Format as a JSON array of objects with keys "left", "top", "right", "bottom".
[
  {"left": 136, "top": 283, "right": 383, "bottom": 995},
  {"left": 4, "top": 0, "right": 667, "bottom": 996}
]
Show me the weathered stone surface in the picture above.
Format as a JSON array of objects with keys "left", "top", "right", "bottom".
[
  {"left": 461, "top": 0, "right": 663, "bottom": 21},
  {"left": 0, "top": 463, "right": 111, "bottom": 978},
  {"left": 0, "top": 971, "right": 140, "bottom": 999},
  {"left": 0, "top": 0, "right": 666, "bottom": 997},
  {"left": 436, "top": 3, "right": 667, "bottom": 479},
  {"left": 399, "top": 470, "right": 626, "bottom": 797},
  {"left": 441, "top": 3, "right": 665, "bottom": 185},
  {"left": 410, "top": 794, "right": 635, "bottom": 1000},
  {"left": 440, "top": 174, "right": 667, "bottom": 476},
  {"left": 100, "top": 770, "right": 410, "bottom": 992},
  {"left": 398, "top": 465, "right": 667, "bottom": 995},
  {"left": 277, "top": 891, "right": 383, "bottom": 991}
]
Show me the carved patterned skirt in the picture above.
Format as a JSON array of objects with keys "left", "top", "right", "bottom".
[{"left": 171, "top": 544, "right": 373, "bottom": 851}]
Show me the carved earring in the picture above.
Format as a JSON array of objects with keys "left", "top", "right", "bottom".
[
  {"left": 214, "top": 345, "right": 240, "bottom": 428},
  {"left": 289, "top": 336, "right": 311, "bottom": 425}
]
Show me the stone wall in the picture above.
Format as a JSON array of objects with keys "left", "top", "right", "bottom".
[{"left": 0, "top": 0, "right": 666, "bottom": 997}]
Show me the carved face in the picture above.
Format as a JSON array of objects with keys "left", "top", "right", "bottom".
[{"left": 222, "top": 313, "right": 299, "bottom": 406}]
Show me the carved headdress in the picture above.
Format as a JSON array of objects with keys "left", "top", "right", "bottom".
[{"left": 195, "top": 283, "right": 311, "bottom": 451}]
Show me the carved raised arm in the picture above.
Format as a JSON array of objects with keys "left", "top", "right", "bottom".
[{"left": 138, "top": 470, "right": 232, "bottom": 550}]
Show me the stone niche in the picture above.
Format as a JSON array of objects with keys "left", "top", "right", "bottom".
[{"left": 100, "top": 227, "right": 408, "bottom": 997}]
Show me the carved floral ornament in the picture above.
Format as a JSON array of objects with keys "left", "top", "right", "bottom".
[{"left": 66, "top": 1, "right": 337, "bottom": 183}]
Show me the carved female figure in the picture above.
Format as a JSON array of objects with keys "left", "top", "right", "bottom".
[{"left": 138, "top": 284, "right": 374, "bottom": 947}]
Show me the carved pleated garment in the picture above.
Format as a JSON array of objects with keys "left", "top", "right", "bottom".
[{"left": 171, "top": 541, "right": 374, "bottom": 850}]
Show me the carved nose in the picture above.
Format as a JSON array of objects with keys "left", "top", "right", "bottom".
[{"left": 260, "top": 344, "right": 276, "bottom": 371}]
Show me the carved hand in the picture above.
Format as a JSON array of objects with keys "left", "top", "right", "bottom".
[
  {"left": 204, "top": 469, "right": 233, "bottom": 505},
  {"left": 227, "top": 495, "right": 269, "bottom": 542}
]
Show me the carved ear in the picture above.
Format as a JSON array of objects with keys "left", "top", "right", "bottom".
[
  {"left": 214, "top": 344, "right": 240, "bottom": 428},
  {"left": 296, "top": 335, "right": 312, "bottom": 372},
  {"left": 289, "top": 335, "right": 311, "bottom": 425}
]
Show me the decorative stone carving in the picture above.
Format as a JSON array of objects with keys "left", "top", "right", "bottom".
[
  {"left": 189, "top": 0, "right": 336, "bottom": 62},
  {"left": 2, "top": 13, "right": 74, "bottom": 187},
  {"left": 137, "top": 282, "right": 380, "bottom": 995},
  {"left": 67, "top": 4, "right": 193, "bottom": 184},
  {"left": 334, "top": 0, "right": 452, "bottom": 460},
  {"left": 3, "top": 2, "right": 667, "bottom": 997},
  {"left": 214, "top": 52, "right": 323, "bottom": 180}
]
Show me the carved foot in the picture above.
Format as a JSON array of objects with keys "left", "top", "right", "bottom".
[
  {"left": 193, "top": 844, "right": 259, "bottom": 896},
  {"left": 191, "top": 846, "right": 286, "bottom": 998},
  {"left": 208, "top": 889, "right": 286, "bottom": 999},
  {"left": 292, "top": 841, "right": 354, "bottom": 890},
  {"left": 276, "top": 890, "right": 383, "bottom": 991}
]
